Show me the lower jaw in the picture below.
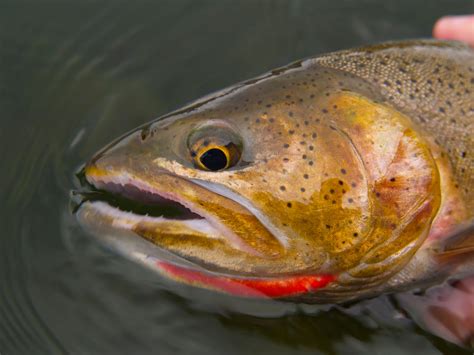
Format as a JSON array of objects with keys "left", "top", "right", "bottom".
[
  {"left": 76, "top": 200, "right": 337, "bottom": 299},
  {"left": 156, "top": 260, "right": 336, "bottom": 298}
]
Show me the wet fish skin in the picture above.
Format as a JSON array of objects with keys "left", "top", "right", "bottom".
[
  {"left": 316, "top": 40, "right": 473, "bottom": 210},
  {"left": 77, "top": 40, "right": 473, "bottom": 303}
]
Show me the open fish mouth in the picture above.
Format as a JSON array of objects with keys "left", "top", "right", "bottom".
[
  {"left": 73, "top": 166, "right": 336, "bottom": 298},
  {"left": 78, "top": 166, "right": 280, "bottom": 257},
  {"left": 76, "top": 180, "right": 204, "bottom": 221}
]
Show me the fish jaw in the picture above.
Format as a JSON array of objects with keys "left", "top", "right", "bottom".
[
  {"left": 155, "top": 261, "right": 335, "bottom": 298},
  {"left": 83, "top": 163, "right": 286, "bottom": 259},
  {"left": 77, "top": 159, "right": 339, "bottom": 298},
  {"left": 83, "top": 166, "right": 267, "bottom": 257},
  {"left": 77, "top": 201, "right": 336, "bottom": 298}
]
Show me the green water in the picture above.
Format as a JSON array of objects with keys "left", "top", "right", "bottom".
[{"left": 1, "top": 1, "right": 473, "bottom": 354}]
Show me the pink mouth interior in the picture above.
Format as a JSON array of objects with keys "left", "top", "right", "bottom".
[{"left": 157, "top": 261, "right": 336, "bottom": 298}]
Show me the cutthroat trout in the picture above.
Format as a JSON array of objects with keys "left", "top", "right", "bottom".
[{"left": 75, "top": 40, "right": 473, "bottom": 303}]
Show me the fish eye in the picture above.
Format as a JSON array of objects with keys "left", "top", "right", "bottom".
[
  {"left": 191, "top": 141, "right": 241, "bottom": 171},
  {"left": 200, "top": 147, "right": 227, "bottom": 171},
  {"left": 187, "top": 122, "right": 243, "bottom": 172}
]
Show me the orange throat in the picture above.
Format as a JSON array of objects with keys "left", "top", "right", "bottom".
[{"left": 156, "top": 261, "right": 336, "bottom": 298}]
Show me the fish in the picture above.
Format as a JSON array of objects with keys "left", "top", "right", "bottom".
[{"left": 74, "top": 39, "right": 474, "bottom": 304}]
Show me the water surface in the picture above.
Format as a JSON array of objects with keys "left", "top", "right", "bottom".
[{"left": 1, "top": 1, "right": 473, "bottom": 354}]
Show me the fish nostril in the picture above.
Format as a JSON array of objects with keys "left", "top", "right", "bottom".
[{"left": 140, "top": 127, "right": 150, "bottom": 141}]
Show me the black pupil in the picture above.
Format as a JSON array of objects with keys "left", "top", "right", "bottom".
[{"left": 200, "top": 148, "right": 228, "bottom": 171}]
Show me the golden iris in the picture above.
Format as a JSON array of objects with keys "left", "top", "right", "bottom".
[{"left": 191, "top": 139, "right": 241, "bottom": 171}]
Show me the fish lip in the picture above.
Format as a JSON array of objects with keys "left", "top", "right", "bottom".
[
  {"left": 76, "top": 199, "right": 224, "bottom": 272},
  {"left": 76, "top": 174, "right": 203, "bottom": 221}
]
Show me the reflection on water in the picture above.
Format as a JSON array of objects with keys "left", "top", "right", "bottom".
[{"left": 1, "top": 1, "right": 473, "bottom": 354}]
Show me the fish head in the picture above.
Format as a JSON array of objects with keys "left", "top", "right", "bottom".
[{"left": 77, "top": 64, "right": 459, "bottom": 301}]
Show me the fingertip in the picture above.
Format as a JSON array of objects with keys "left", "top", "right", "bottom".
[
  {"left": 433, "top": 15, "right": 474, "bottom": 47},
  {"left": 433, "top": 16, "right": 450, "bottom": 39},
  {"left": 432, "top": 16, "right": 469, "bottom": 39}
]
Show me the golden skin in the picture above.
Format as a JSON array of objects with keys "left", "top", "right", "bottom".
[
  {"left": 317, "top": 40, "right": 473, "bottom": 211},
  {"left": 78, "top": 40, "right": 472, "bottom": 302}
]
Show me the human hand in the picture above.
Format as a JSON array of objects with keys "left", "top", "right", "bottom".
[{"left": 433, "top": 15, "right": 474, "bottom": 48}]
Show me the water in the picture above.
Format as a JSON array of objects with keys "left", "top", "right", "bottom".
[{"left": 1, "top": 1, "right": 473, "bottom": 354}]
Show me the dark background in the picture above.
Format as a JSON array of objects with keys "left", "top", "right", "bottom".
[{"left": 1, "top": 1, "right": 473, "bottom": 354}]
